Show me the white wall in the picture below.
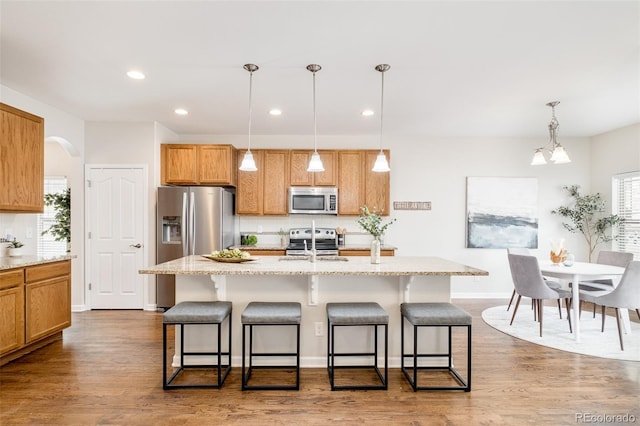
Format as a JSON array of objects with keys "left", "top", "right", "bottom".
[{"left": 0, "top": 85, "right": 85, "bottom": 309}]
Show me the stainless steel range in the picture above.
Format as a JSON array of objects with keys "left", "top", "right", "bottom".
[{"left": 286, "top": 227, "right": 339, "bottom": 256}]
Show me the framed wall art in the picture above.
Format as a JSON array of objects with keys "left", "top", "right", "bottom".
[{"left": 466, "top": 177, "right": 538, "bottom": 249}]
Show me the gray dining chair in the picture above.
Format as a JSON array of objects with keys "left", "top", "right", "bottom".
[
  {"left": 507, "top": 253, "right": 573, "bottom": 337},
  {"left": 579, "top": 260, "right": 640, "bottom": 351},
  {"left": 577, "top": 250, "right": 633, "bottom": 317},
  {"left": 506, "top": 248, "right": 563, "bottom": 319}
]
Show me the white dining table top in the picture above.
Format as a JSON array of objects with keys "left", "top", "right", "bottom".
[{"left": 539, "top": 261, "right": 625, "bottom": 278}]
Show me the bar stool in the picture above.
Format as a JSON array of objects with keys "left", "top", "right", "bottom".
[
  {"left": 400, "top": 302, "right": 472, "bottom": 392},
  {"left": 326, "top": 302, "right": 388, "bottom": 390},
  {"left": 241, "top": 302, "right": 301, "bottom": 390},
  {"left": 162, "top": 301, "right": 232, "bottom": 389}
]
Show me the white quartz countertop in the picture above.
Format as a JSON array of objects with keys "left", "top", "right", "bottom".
[
  {"left": 0, "top": 255, "right": 75, "bottom": 271},
  {"left": 139, "top": 255, "right": 488, "bottom": 277}
]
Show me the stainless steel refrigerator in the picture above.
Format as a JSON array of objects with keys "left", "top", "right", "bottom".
[{"left": 156, "top": 186, "right": 236, "bottom": 308}]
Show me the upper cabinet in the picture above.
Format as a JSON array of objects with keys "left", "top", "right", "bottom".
[
  {"left": 161, "top": 144, "right": 237, "bottom": 186},
  {"left": 289, "top": 150, "right": 337, "bottom": 187},
  {"left": 237, "top": 149, "right": 289, "bottom": 216},
  {"left": 337, "top": 149, "right": 390, "bottom": 216},
  {"left": 0, "top": 103, "right": 44, "bottom": 213}
]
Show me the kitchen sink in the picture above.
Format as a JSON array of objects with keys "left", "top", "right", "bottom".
[{"left": 279, "top": 256, "right": 349, "bottom": 262}]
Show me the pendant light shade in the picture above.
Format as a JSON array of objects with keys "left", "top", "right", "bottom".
[
  {"left": 239, "top": 63, "right": 258, "bottom": 172},
  {"left": 307, "top": 64, "right": 324, "bottom": 172},
  {"left": 373, "top": 64, "right": 390, "bottom": 172},
  {"left": 530, "top": 101, "right": 571, "bottom": 166}
]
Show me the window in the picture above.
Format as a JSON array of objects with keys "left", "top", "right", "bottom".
[
  {"left": 612, "top": 171, "right": 640, "bottom": 259},
  {"left": 37, "top": 177, "right": 68, "bottom": 257}
]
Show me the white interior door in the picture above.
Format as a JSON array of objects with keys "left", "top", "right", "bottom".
[{"left": 87, "top": 166, "right": 146, "bottom": 309}]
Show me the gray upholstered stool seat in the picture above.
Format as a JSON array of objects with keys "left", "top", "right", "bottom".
[
  {"left": 326, "top": 302, "right": 388, "bottom": 391},
  {"left": 162, "top": 301, "right": 232, "bottom": 389},
  {"left": 241, "top": 302, "right": 301, "bottom": 390},
  {"left": 401, "top": 302, "right": 472, "bottom": 392}
]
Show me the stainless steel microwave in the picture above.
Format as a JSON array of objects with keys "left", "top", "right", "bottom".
[{"left": 288, "top": 187, "right": 338, "bottom": 215}]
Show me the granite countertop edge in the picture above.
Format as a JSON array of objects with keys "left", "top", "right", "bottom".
[{"left": 0, "top": 255, "right": 77, "bottom": 271}]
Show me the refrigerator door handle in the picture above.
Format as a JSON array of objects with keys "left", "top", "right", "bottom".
[
  {"left": 189, "top": 191, "right": 196, "bottom": 255},
  {"left": 181, "top": 192, "right": 188, "bottom": 257}
]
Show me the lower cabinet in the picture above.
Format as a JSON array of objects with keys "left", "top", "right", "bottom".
[
  {"left": 0, "top": 269, "right": 25, "bottom": 355},
  {"left": 0, "top": 260, "right": 71, "bottom": 365},
  {"left": 338, "top": 249, "right": 395, "bottom": 257}
]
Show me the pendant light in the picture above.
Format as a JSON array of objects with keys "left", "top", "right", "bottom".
[
  {"left": 372, "top": 64, "right": 391, "bottom": 172},
  {"left": 530, "top": 101, "right": 571, "bottom": 165},
  {"left": 239, "top": 63, "right": 258, "bottom": 171},
  {"left": 306, "top": 64, "right": 324, "bottom": 172}
]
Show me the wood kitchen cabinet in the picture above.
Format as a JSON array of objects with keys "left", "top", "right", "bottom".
[
  {"left": 0, "top": 103, "right": 44, "bottom": 213},
  {"left": 0, "top": 269, "right": 25, "bottom": 356},
  {"left": 237, "top": 149, "right": 289, "bottom": 215},
  {"left": 0, "top": 260, "right": 72, "bottom": 366},
  {"left": 25, "top": 261, "right": 71, "bottom": 344},
  {"left": 337, "top": 150, "right": 390, "bottom": 216},
  {"left": 289, "top": 150, "right": 337, "bottom": 186},
  {"left": 161, "top": 144, "right": 237, "bottom": 186}
]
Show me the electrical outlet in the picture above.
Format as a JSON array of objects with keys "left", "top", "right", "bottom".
[{"left": 314, "top": 322, "right": 324, "bottom": 336}]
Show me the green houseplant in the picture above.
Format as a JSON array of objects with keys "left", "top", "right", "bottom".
[
  {"left": 357, "top": 206, "right": 396, "bottom": 264},
  {"left": 551, "top": 185, "right": 622, "bottom": 262},
  {"left": 42, "top": 188, "right": 71, "bottom": 252}
]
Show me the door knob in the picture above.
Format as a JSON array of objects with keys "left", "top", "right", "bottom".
[{"left": 130, "top": 243, "right": 142, "bottom": 248}]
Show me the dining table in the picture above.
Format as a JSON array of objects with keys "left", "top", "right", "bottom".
[{"left": 539, "top": 260, "right": 626, "bottom": 342}]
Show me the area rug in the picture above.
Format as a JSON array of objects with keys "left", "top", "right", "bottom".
[{"left": 482, "top": 305, "right": 640, "bottom": 362}]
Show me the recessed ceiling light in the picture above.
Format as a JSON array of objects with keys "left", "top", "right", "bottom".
[
  {"left": 126, "top": 70, "right": 146, "bottom": 80},
  {"left": 174, "top": 108, "right": 188, "bottom": 116},
  {"left": 269, "top": 109, "right": 282, "bottom": 116},
  {"left": 361, "top": 109, "right": 374, "bottom": 116}
]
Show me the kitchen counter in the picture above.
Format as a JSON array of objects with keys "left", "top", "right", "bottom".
[
  {"left": 0, "top": 254, "right": 75, "bottom": 271},
  {"left": 140, "top": 254, "right": 482, "bottom": 276},
  {"left": 140, "top": 255, "right": 488, "bottom": 368}
]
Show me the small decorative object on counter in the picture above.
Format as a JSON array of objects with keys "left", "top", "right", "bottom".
[
  {"left": 336, "top": 227, "right": 346, "bottom": 246},
  {"left": 563, "top": 253, "right": 575, "bottom": 267},
  {"left": 7, "top": 238, "right": 24, "bottom": 257},
  {"left": 357, "top": 206, "right": 396, "bottom": 264},
  {"left": 241, "top": 234, "right": 258, "bottom": 246},
  {"left": 278, "top": 228, "right": 287, "bottom": 247},
  {"left": 550, "top": 239, "right": 567, "bottom": 264}
]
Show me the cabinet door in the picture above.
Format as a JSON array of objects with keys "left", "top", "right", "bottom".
[
  {"left": 290, "top": 150, "right": 337, "bottom": 187},
  {"left": 262, "top": 150, "right": 289, "bottom": 215},
  {"left": 236, "top": 150, "right": 264, "bottom": 215},
  {"left": 337, "top": 151, "right": 365, "bottom": 215},
  {"left": 0, "top": 269, "right": 25, "bottom": 355},
  {"left": 25, "top": 275, "right": 71, "bottom": 343},
  {"left": 364, "top": 150, "right": 391, "bottom": 215},
  {"left": 0, "top": 103, "right": 44, "bottom": 212},
  {"left": 161, "top": 144, "right": 198, "bottom": 184},
  {"left": 197, "top": 145, "right": 237, "bottom": 186},
  {"left": 289, "top": 151, "right": 313, "bottom": 186}
]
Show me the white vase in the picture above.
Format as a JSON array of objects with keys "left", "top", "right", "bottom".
[
  {"left": 370, "top": 238, "right": 381, "bottom": 264},
  {"left": 8, "top": 247, "right": 23, "bottom": 257}
]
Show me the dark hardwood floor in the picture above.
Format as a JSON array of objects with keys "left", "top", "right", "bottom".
[{"left": 1, "top": 299, "right": 638, "bottom": 425}]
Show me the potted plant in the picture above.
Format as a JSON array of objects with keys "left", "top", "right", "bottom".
[
  {"left": 357, "top": 206, "right": 396, "bottom": 264},
  {"left": 42, "top": 188, "right": 71, "bottom": 253},
  {"left": 7, "top": 238, "right": 24, "bottom": 257},
  {"left": 551, "top": 185, "right": 622, "bottom": 262}
]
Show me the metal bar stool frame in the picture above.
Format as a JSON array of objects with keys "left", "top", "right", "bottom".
[
  {"left": 327, "top": 322, "right": 388, "bottom": 391},
  {"left": 162, "top": 304, "right": 232, "bottom": 390},
  {"left": 400, "top": 303, "right": 471, "bottom": 392},
  {"left": 241, "top": 302, "right": 301, "bottom": 391}
]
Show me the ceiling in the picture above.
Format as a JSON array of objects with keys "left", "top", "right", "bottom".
[{"left": 1, "top": 1, "right": 638, "bottom": 139}]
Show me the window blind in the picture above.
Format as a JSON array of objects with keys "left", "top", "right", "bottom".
[
  {"left": 612, "top": 171, "right": 640, "bottom": 259},
  {"left": 37, "top": 177, "right": 68, "bottom": 257}
]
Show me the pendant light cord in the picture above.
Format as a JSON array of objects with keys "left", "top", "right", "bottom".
[
  {"left": 248, "top": 69, "right": 254, "bottom": 153},
  {"left": 313, "top": 69, "right": 318, "bottom": 153},
  {"left": 379, "top": 69, "right": 385, "bottom": 154}
]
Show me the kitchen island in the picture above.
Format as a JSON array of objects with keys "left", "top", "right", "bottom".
[{"left": 140, "top": 255, "right": 488, "bottom": 367}]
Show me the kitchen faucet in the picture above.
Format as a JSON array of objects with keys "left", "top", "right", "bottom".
[{"left": 304, "top": 221, "right": 317, "bottom": 262}]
